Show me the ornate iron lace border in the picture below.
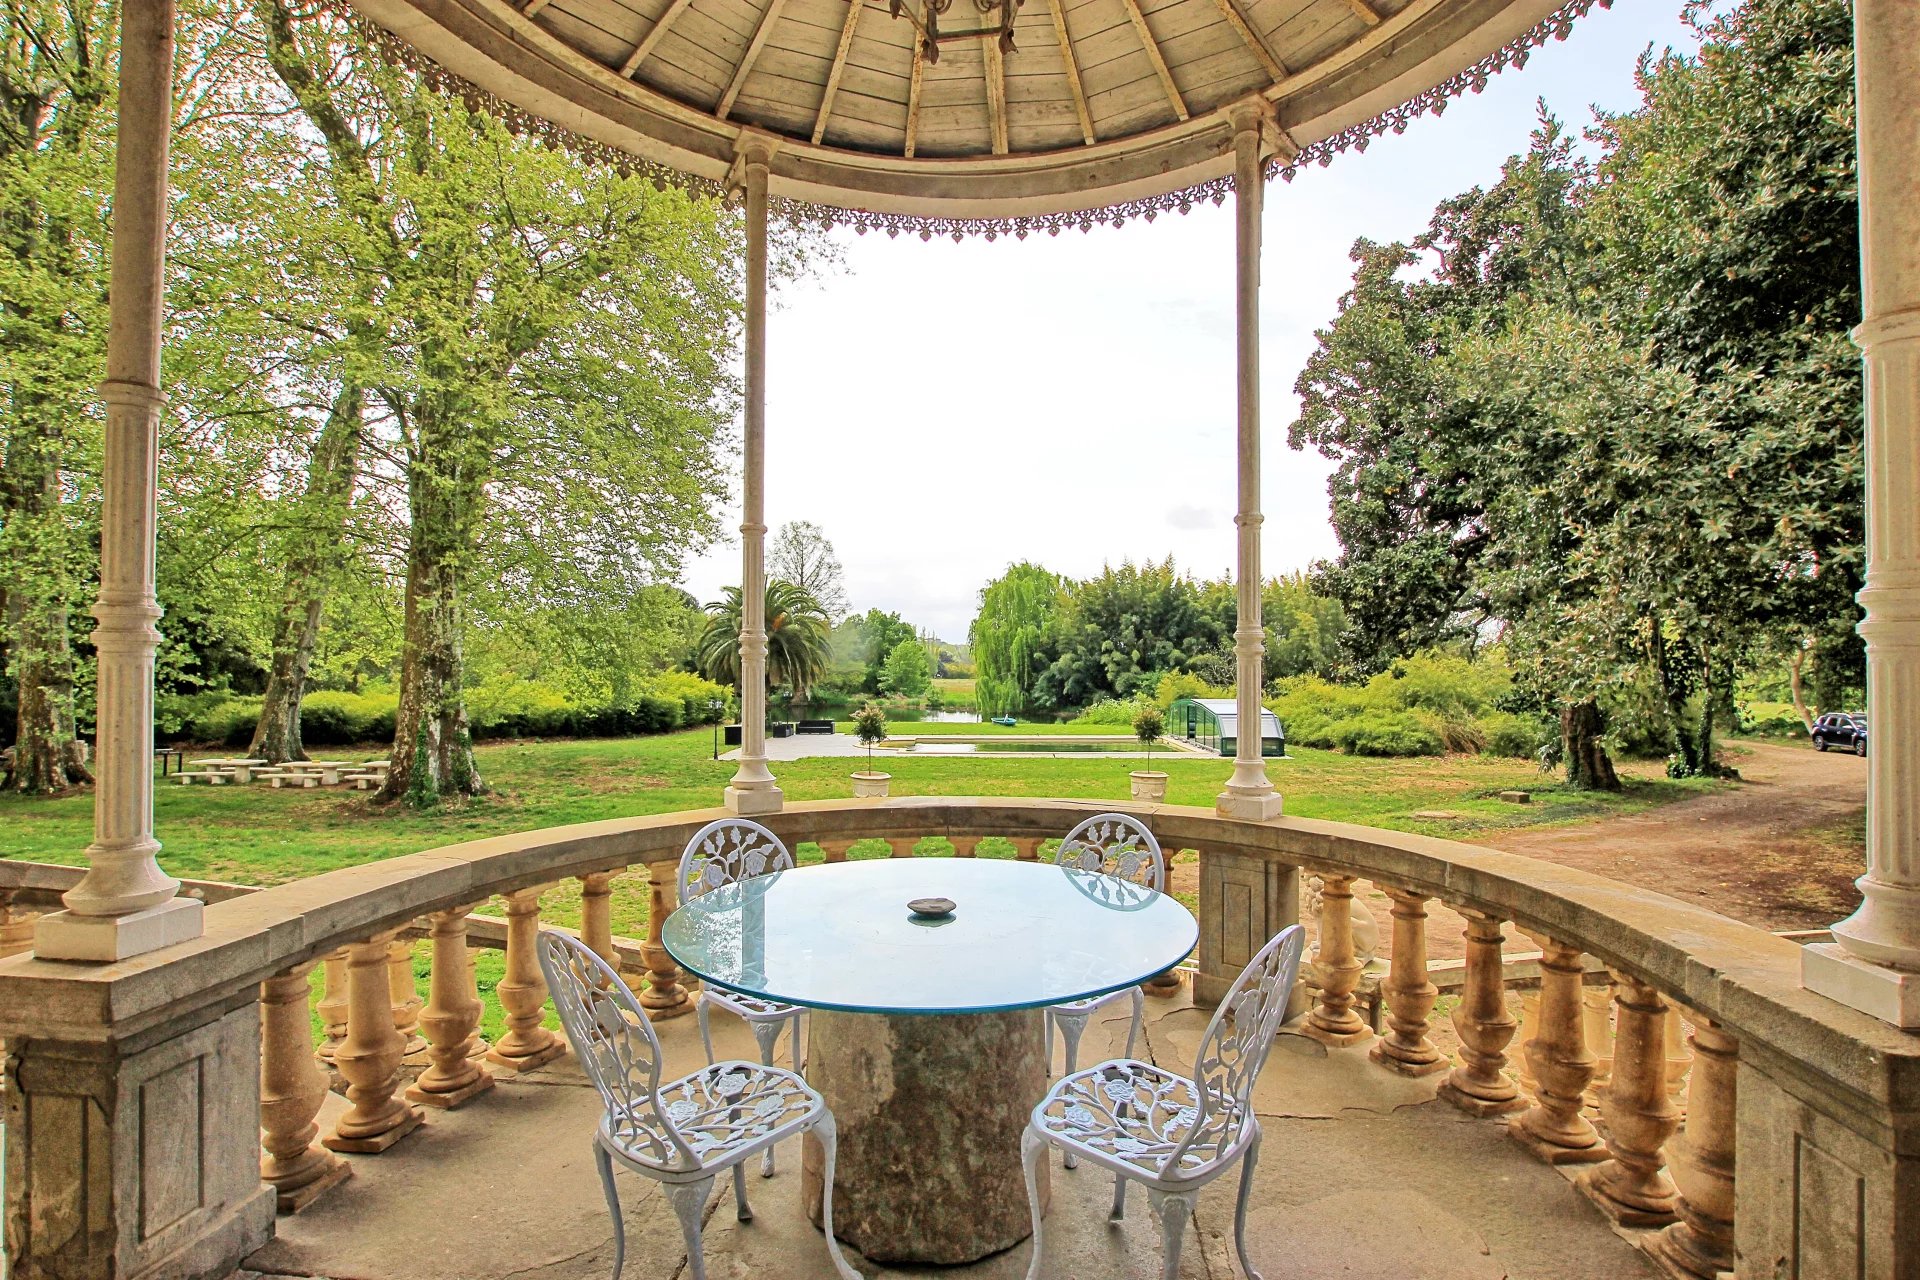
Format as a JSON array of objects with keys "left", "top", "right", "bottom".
[{"left": 323, "top": 0, "right": 1610, "bottom": 240}]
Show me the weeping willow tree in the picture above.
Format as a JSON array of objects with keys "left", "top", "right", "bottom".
[{"left": 969, "top": 562, "right": 1062, "bottom": 717}]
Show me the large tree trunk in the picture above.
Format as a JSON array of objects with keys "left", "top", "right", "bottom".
[
  {"left": 2, "top": 420, "right": 92, "bottom": 794},
  {"left": 249, "top": 385, "right": 365, "bottom": 763},
  {"left": 380, "top": 413, "right": 484, "bottom": 805},
  {"left": 1561, "top": 700, "right": 1620, "bottom": 791},
  {"left": 1787, "top": 641, "right": 1815, "bottom": 729}
]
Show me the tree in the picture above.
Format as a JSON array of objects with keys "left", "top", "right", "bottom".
[
  {"left": 697, "top": 582, "right": 831, "bottom": 703},
  {"left": 1263, "top": 573, "right": 1346, "bottom": 681},
  {"left": 970, "top": 562, "right": 1062, "bottom": 716},
  {"left": 768, "top": 521, "right": 848, "bottom": 621},
  {"left": 853, "top": 608, "right": 915, "bottom": 694},
  {"left": 880, "top": 637, "right": 931, "bottom": 697},
  {"left": 1034, "top": 559, "right": 1228, "bottom": 708}
]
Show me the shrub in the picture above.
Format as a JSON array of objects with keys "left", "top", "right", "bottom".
[
  {"left": 1481, "top": 711, "right": 1550, "bottom": 758},
  {"left": 186, "top": 697, "right": 262, "bottom": 747},
  {"left": 1074, "top": 696, "right": 1153, "bottom": 726},
  {"left": 1338, "top": 712, "right": 1443, "bottom": 757},
  {"left": 1132, "top": 704, "right": 1164, "bottom": 745},
  {"left": 300, "top": 691, "right": 398, "bottom": 745}
]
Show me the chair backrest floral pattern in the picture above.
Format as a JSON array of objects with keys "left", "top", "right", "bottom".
[
  {"left": 678, "top": 818, "right": 795, "bottom": 904},
  {"left": 1053, "top": 812, "right": 1166, "bottom": 891},
  {"left": 1167, "top": 924, "right": 1307, "bottom": 1171},
  {"left": 536, "top": 930, "right": 700, "bottom": 1172}
]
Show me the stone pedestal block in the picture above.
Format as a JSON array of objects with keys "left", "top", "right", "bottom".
[
  {"left": 1195, "top": 848, "right": 1300, "bottom": 1008},
  {"left": 4, "top": 999, "right": 274, "bottom": 1279},
  {"left": 801, "top": 1008, "right": 1049, "bottom": 1264}
]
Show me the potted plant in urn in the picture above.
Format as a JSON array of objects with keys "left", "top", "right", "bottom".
[
  {"left": 1130, "top": 704, "right": 1168, "bottom": 802},
  {"left": 851, "top": 703, "right": 892, "bottom": 798}
]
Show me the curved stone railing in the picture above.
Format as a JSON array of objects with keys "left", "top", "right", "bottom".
[{"left": 0, "top": 796, "right": 1912, "bottom": 1279}]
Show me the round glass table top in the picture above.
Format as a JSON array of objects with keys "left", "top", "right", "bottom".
[{"left": 661, "top": 858, "right": 1197, "bottom": 1016}]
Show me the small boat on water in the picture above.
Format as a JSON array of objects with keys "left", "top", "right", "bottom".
[{"left": 991, "top": 715, "right": 1018, "bottom": 727}]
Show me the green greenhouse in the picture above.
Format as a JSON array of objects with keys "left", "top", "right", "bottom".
[{"left": 1169, "top": 697, "right": 1285, "bottom": 758}]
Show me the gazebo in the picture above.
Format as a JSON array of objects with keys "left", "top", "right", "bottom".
[{"left": 2, "top": 0, "right": 1917, "bottom": 1276}]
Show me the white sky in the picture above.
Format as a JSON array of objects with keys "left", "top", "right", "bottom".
[{"left": 680, "top": 0, "right": 1699, "bottom": 641}]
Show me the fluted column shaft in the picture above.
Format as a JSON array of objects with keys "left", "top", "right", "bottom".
[
  {"left": 486, "top": 886, "right": 566, "bottom": 1072},
  {"left": 1579, "top": 974, "right": 1681, "bottom": 1226},
  {"left": 1371, "top": 889, "right": 1444, "bottom": 1075},
  {"left": 406, "top": 906, "right": 494, "bottom": 1109},
  {"left": 1439, "top": 911, "right": 1525, "bottom": 1116},
  {"left": 1511, "top": 932, "right": 1604, "bottom": 1163},
  {"left": 640, "top": 860, "right": 695, "bottom": 1017},
  {"left": 724, "top": 137, "right": 784, "bottom": 817},
  {"left": 1216, "top": 100, "right": 1282, "bottom": 821},
  {"left": 260, "top": 960, "right": 352, "bottom": 1210},
  {"left": 1304, "top": 875, "right": 1370, "bottom": 1045},
  {"left": 324, "top": 932, "right": 423, "bottom": 1153}
]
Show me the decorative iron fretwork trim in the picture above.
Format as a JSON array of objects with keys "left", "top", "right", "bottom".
[{"left": 318, "top": 0, "right": 1610, "bottom": 240}]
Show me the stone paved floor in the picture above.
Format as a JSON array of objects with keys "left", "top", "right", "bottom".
[{"left": 247, "top": 991, "right": 1662, "bottom": 1280}]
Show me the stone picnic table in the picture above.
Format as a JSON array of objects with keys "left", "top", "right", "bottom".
[{"left": 663, "top": 857, "right": 1196, "bottom": 1265}]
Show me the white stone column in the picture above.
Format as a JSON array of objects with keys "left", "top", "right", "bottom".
[
  {"left": 1802, "top": 0, "right": 1920, "bottom": 1026},
  {"left": 1217, "top": 101, "right": 1282, "bottom": 821},
  {"left": 35, "top": 0, "right": 202, "bottom": 961},
  {"left": 724, "top": 136, "right": 784, "bottom": 817}
]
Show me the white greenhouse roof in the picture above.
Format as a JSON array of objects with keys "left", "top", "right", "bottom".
[{"left": 1185, "top": 698, "right": 1283, "bottom": 738}]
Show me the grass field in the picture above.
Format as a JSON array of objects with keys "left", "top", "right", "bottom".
[{"left": 0, "top": 730, "right": 1720, "bottom": 1039}]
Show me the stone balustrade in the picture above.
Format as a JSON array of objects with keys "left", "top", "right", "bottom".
[{"left": 0, "top": 797, "right": 1913, "bottom": 1280}]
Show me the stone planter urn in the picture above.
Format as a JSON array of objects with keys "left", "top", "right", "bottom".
[
  {"left": 851, "top": 771, "right": 892, "bottom": 798},
  {"left": 1129, "top": 770, "right": 1169, "bottom": 802}
]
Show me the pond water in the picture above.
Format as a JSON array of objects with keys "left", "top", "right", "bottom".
[
  {"left": 911, "top": 741, "right": 1144, "bottom": 754},
  {"left": 913, "top": 710, "right": 982, "bottom": 723}
]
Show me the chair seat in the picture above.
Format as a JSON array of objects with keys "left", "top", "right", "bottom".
[
  {"left": 706, "top": 987, "right": 800, "bottom": 1021},
  {"left": 1032, "top": 1059, "right": 1242, "bottom": 1181},
  {"left": 603, "top": 1061, "right": 820, "bottom": 1174}
]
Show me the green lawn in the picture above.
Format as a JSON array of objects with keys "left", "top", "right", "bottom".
[{"left": 0, "top": 730, "right": 1720, "bottom": 1041}]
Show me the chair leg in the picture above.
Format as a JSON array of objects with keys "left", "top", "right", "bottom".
[
  {"left": 732, "top": 1162, "right": 753, "bottom": 1222},
  {"left": 1042, "top": 1008, "right": 1053, "bottom": 1073},
  {"left": 814, "top": 1112, "right": 864, "bottom": 1280},
  {"left": 696, "top": 998, "right": 716, "bottom": 1066},
  {"left": 1021, "top": 1126, "right": 1049, "bottom": 1280},
  {"left": 1146, "top": 1189, "right": 1197, "bottom": 1280},
  {"left": 1124, "top": 987, "right": 1144, "bottom": 1060},
  {"left": 593, "top": 1142, "right": 626, "bottom": 1280},
  {"left": 663, "top": 1177, "right": 714, "bottom": 1280},
  {"left": 1055, "top": 1012, "right": 1089, "bottom": 1169},
  {"left": 1109, "top": 1171, "right": 1128, "bottom": 1223},
  {"left": 1234, "top": 1127, "right": 1264, "bottom": 1280},
  {"left": 791, "top": 1010, "right": 806, "bottom": 1072},
  {"left": 751, "top": 1018, "right": 784, "bottom": 1177}
]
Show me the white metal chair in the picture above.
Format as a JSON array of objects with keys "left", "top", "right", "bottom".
[
  {"left": 536, "top": 931, "right": 861, "bottom": 1280},
  {"left": 1020, "top": 924, "right": 1308, "bottom": 1280},
  {"left": 678, "top": 816, "right": 807, "bottom": 1176},
  {"left": 1043, "top": 812, "right": 1168, "bottom": 1168}
]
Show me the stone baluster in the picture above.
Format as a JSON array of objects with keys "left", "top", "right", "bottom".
[
  {"left": 580, "top": 871, "right": 619, "bottom": 973},
  {"left": 887, "top": 838, "right": 914, "bottom": 858},
  {"left": 486, "top": 886, "right": 567, "bottom": 1073},
  {"left": 1439, "top": 910, "right": 1526, "bottom": 1116},
  {"left": 388, "top": 936, "right": 426, "bottom": 1063},
  {"left": 1664, "top": 1006, "right": 1693, "bottom": 1107},
  {"left": 405, "top": 906, "right": 495, "bottom": 1110},
  {"left": 1578, "top": 974, "right": 1681, "bottom": 1226},
  {"left": 1304, "top": 874, "right": 1371, "bottom": 1046},
  {"left": 819, "top": 840, "right": 852, "bottom": 864},
  {"left": 260, "top": 959, "right": 353, "bottom": 1210},
  {"left": 316, "top": 947, "right": 350, "bottom": 1064},
  {"left": 1370, "top": 888, "right": 1446, "bottom": 1075},
  {"left": 1510, "top": 931, "right": 1605, "bottom": 1163},
  {"left": 950, "top": 836, "right": 980, "bottom": 858},
  {"left": 1582, "top": 984, "right": 1614, "bottom": 1111},
  {"left": 1646, "top": 1018, "right": 1738, "bottom": 1278},
  {"left": 640, "top": 860, "right": 695, "bottom": 1017},
  {"left": 324, "top": 932, "right": 424, "bottom": 1153},
  {"left": 0, "top": 890, "right": 35, "bottom": 957},
  {"left": 1012, "top": 837, "right": 1042, "bottom": 862},
  {"left": 1513, "top": 990, "right": 1541, "bottom": 1095}
]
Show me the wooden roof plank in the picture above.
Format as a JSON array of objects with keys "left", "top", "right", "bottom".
[
  {"left": 1209, "top": 0, "right": 1284, "bottom": 81},
  {"left": 983, "top": 34, "right": 1008, "bottom": 154},
  {"left": 524, "top": 0, "right": 555, "bottom": 17},
  {"left": 619, "top": 0, "right": 697, "bottom": 73},
  {"left": 1117, "top": 0, "right": 1187, "bottom": 120},
  {"left": 1046, "top": 0, "right": 1096, "bottom": 144},
  {"left": 1340, "top": 0, "right": 1382, "bottom": 25},
  {"left": 811, "top": 0, "right": 865, "bottom": 143},
  {"left": 904, "top": 40, "right": 924, "bottom": 157},
  {"left": 716, "top": 0, "right": 791, "bottom": 119}
]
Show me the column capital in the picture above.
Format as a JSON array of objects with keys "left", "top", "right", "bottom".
[
  {"left": 98, "top": 378, "right": 165, "bottom": 411},
  {"left": 1853, "top": 306, "right": 1920, "bottom": 352}
]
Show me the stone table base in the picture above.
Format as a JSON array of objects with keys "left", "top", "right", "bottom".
[{"left": 801, "top": 1008, "right": 1050, "bottom": 1264}]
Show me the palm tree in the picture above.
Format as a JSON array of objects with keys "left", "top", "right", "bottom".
[{"left": 697, "top": 581, "right": 832, "bottom": 705}]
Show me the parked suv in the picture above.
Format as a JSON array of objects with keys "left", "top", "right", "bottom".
[{"left": 1811, "top": 711, "right": 1868, "bottom": 756}]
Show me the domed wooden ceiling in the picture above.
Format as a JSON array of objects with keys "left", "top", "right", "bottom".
[{"left": 349, "top": 0, "right": 1601, "bottom": 229}]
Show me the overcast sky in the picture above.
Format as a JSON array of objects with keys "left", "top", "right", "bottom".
[{"left": 679, "top": 0, "right": 1699, "bottom": 641}]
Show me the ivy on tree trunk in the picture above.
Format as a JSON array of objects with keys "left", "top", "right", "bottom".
[{"left": 1561, "top": 701, "right": 1619, "bottom": 792}]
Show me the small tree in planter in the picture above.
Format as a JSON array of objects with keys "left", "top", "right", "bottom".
[
  {"left": 1130, "top": 703, "right": 1168, "bottom": 801},
  {"left": 851, "top": 703, "right": 891, "bottom": 797}
]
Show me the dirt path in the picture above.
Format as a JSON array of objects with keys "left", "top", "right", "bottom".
[{"left": 1490, "top": 739, "right": 1864, "bottom": 934}]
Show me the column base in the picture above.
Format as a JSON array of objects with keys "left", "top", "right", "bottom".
[
  {"left": 33, "top": 896, "right": 203, "bottom": 961},
  {"left": 1802, "top": 942, "right": 1920, "bottom": 1027},
  {"left": 485, "top": 1032, "right": 568, "bottom": 1074},
  {"left": 1507, "top": 1122, "right": 1609, "bottom": 1165},
  {"left": 1369, "top": 1043, "right": 1450, "bottom": 1077},
  {"left": 1301, "top": 1018, "right": 1374, "bottom": 1048},
  {"left": 270, "top": 1153, "right": 354, "bottom": 1213},
  {"left": 1437, "top": 1078, "right": 1528, "bottom": 1117},
  {"left": 1576, "top": 1162, "right": 1679, "bottom": 1227},
  {"left": 1214, "top": 789, "right": 1284, "bottom": 821},
  {"left": 406, "top": 1070, "right": 496, "bottom": 1109},
  {"left": 322, "top": 1106, "right": 423, "bottom": 1154},
  {"left": 725, "top": 783, "right": 785, "bottom": 816}
]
